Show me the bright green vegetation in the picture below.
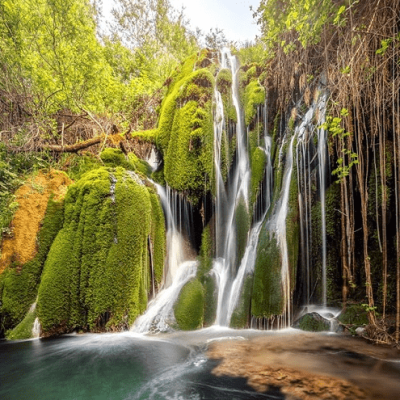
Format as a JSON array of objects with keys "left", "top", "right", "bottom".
[
  {"left": 230, "top": 274, "right": 253, "bottom": 328},
  {"left": 244, "top": 81, "right": 266, "bottom": 126},
  {"left": 37, "top": 167, "right": 165, "bottom": 334},
  {"left": 100, "top": 148, "right": 152, "bottom": 177},
  {"left": 251, "top": 147, "right": 267, "bottom": 207},
  {"left": 6, "top": 307, "right": 37, "bottom": 340},
  {"left": 298, "top": 313, "right": 330, "bottom": 332},
  {"left": 252, "top": 232, "right": 284, "bottom": 317},
  {"left": 0, "top": 197, "right": 64, "bottom": 333},
  {"left": 257, "top": 0, "right": 341, "bottom": 52},
  {"left": 174, "top": 278, "right": 204, "bottom": 330},
  {"left": 158, "top": 67, "right": 215, "bottom": 204},
  {"left": 235, "top": 198, "right": 251, "bottom": 269},
  {"left": 197, "top": 225, "right": 216, "bottom": 326}
]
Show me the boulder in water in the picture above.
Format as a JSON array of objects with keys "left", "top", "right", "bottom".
[{"left": 294, "top": 312, "right": 330, "bottom": 332}]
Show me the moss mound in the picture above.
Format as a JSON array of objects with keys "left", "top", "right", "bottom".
[
  {"left": 37, "top": 167, "right": 165, "bottom": 335},
  {"left": 174, "top": 278, "right": 204, "bottom": 330},
  {"left": 6, "top": 306, "right": 37, "bottom": 340}
]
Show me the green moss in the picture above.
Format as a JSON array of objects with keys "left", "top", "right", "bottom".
[
  {"left": 202, "top": 275, "right": 217, "bottom": 327},
  {"left": 158, "top": 68, "right": 215, "bottom": 204},
  {"left": 37, "top": 167, "right": 165, "bottom": 335},
  {"left": 132, "top": 129, "right": 158, "bottom": 144},
  {"left": 251, "top": 147, "right": 267, "bottom": 207},
  {"left": 244, "top": 81, "right": 266, "bottom": 126},
  {"left": 61, "top": 153, "right": 103, "bottom": 181},
  {"left": 174, "top": 278, "right": 204, "bottom": 330},
  {"left": 235, "top": 198, "right": 250, "bottom": 268},
  {"left": 252, "top": 231, "right": 284, "bottom": 317},
  {"left": 0, "top": 196, "right": 64, "bottom": 332},
  {"left": 286, "top": 157, "right": 299, "bottom": 290},
  {"left": 230, "top": 274, "right": 253, "bottom": 328},
  {"left": 298, "top": 313, "right": 330, "bottom": 332},
  {"left": 338, "top": 304, "right": 369, "bottom": 326},
  {"left": 148, "top": 189, "right": 166, "bottom": 286},
  {"left": 6, "top": 307, "right": 36, "bottom": 340},
  {"left": 101, "top": 148, "right": 133, "bottom": 170},
  {"left": 197, "top": 224, "right": 213, "bottom": 279},
  {"left": 216, "top": 69, "right": 232, "bottom": 93},
  {"left": 128, "top": 152, "right": 152, "bottom": 177}
]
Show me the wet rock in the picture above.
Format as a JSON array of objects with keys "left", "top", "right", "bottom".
[{"left": 356, "top": 327, "right": 366, "bottom": 337}]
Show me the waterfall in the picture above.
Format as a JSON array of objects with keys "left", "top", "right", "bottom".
[
  {"left": 213, "top": 49, "right": 251, "bottom": 326},
  {"left": 131, "top": 183, "right": 196, "bottom": 332},
  {"left": 296, "top": 92, "right": 328, "bottom": 306}
]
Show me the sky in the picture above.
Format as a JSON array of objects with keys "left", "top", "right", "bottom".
[{"left": 101, "top": 0, "right": 261, "bottom": 43}]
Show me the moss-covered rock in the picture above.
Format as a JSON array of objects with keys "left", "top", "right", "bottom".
[
  {"left": 158, "top": 68, "right": 215, "bottom": 204},
  {"left": 230, "top": 274, "right": 253, "bottom": 328},
  {"left": 235, "top": 198, "right": 250, "bottom": 269},
  {"left": 37, "top": 167, "right": 165, "bottom": 335},
  {"left": 251, "top": 147, "right": 267, "bottom": 207},
  {"left": 252, "top": 231, "right": 284, "bottom": 317},
  {"left": 174, "top": 278, "right": 204, "bottom": 330},
  {"left": 297, "top": 312, "right": 330, "bottom": 332}
]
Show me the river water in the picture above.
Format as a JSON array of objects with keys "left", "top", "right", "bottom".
[{"left": 1, "top": 328, "right": 400, "bottom": 400}]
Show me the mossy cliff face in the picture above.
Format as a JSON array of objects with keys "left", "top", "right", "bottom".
[
  {"left": 0, "top": 171, "right": 71, "bottom": 336},
  {"left": 37, "top": 167, "right": 165, "bottom": 335}
]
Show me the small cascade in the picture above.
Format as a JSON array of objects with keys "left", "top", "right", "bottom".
[
  {"left": 28, "top": 301, "right": 41, "bottom": 338},
  {"left": 154, "top": 183, "right": 194, "bottom": 288},
  {"left": 32, "top": 317, "right": 41, "bottom": 338},
  {"left": 266, "top": 135, "right": 296, "bottom": 327},
  {"left": 131, "top": 182, "right": 195, "bottom": 332},
  {"left": 132, "top": 261, "right": 197, "bottom": 333}
]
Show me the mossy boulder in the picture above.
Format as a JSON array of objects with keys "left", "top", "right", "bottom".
[
  {"left": 244, "top": 80, "right": 265, "bottom": 126},
  {"left": 174, "top": 278, "right": 204, "bottom": 330},
  {"left": 37, "top": 167, "right": 165, "bottom": 335},
  {"left": 6, "top": 306, "right": 37, "bottom": 340},
  {"left": 251, "top": 147, "right": 267, "bottom": 207},
  {"left": 296, "top": 312, "right": 330, "bottom": 332}
]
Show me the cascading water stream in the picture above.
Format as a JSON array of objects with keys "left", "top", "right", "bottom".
[
  {"left": 132, "top": 183, "right": 197, "bottom": 333},
  {"left": 213, "top": 49, "right": 251, "bottom": 326}
]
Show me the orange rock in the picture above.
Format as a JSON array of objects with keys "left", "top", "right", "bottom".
[{"left": 0, "top": 170, "right": 72, "bottom": 274}]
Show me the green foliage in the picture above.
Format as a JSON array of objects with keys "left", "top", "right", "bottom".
[
  {"left": 256, "top": 0, "right": 340, "bottom": 53},
  {"left": 101, "top": 148, "right": 134, "bottom": 170},
  {"left": 0, "top": 196, "right": 64, "bottom": 332},
  {"left": 319, "top": 109, "right": 358, "bottom": 181},
  {"left": 174, "top": 278, "right": 204, "bottom": 330},
  {"left": 37, "top": 167, "right": 165, "bottom": 334},
  {"left": 62, "top": 153, "right": 103, "bottom": 181},
  {"left": 110, "top": 0, "right": 199, "bottom": 86},
  {"left": 0, "top": 0, "right": 119, "bottom": 114}
]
